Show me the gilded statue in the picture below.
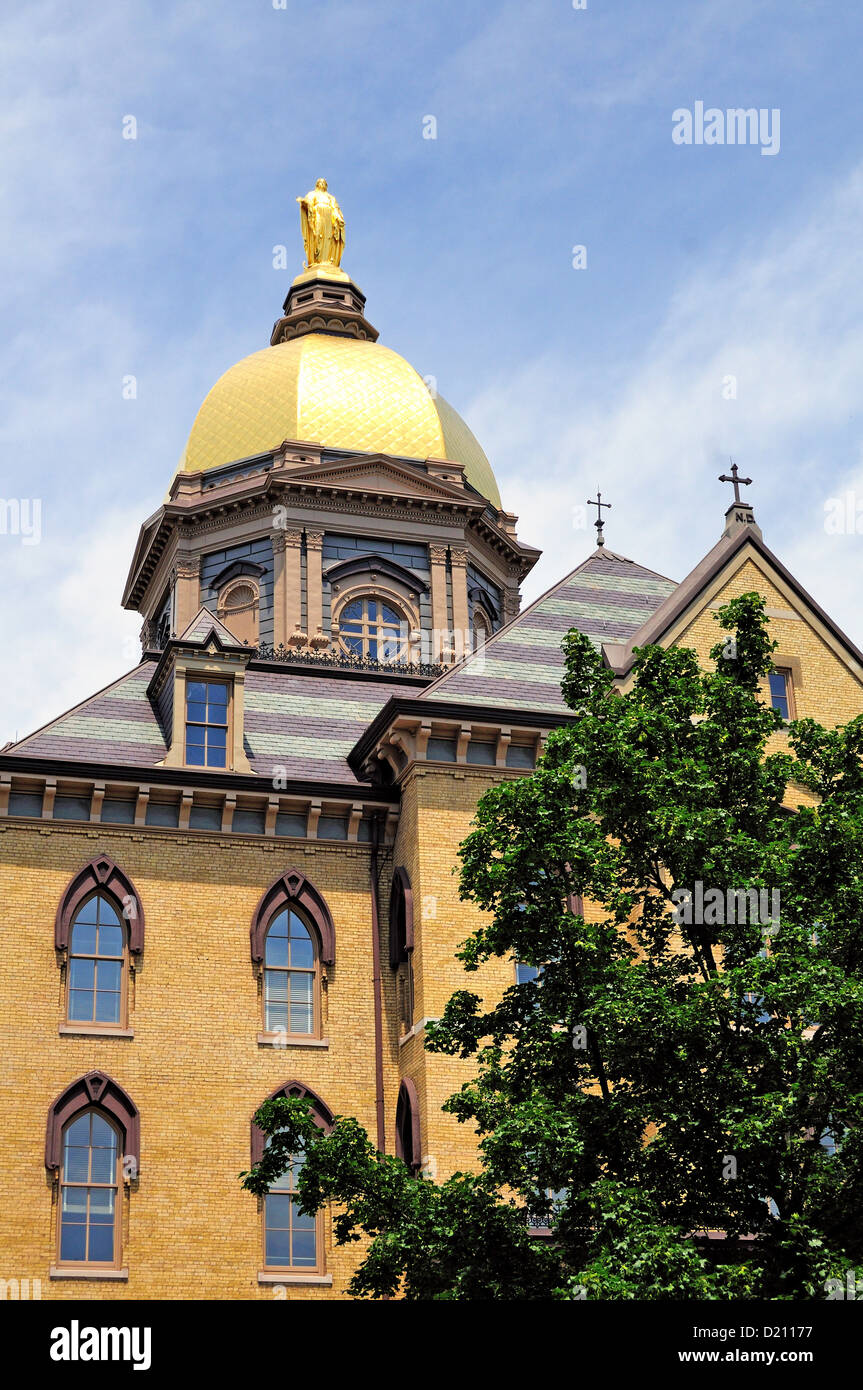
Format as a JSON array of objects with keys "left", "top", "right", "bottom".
[{"left": 296, "top": 178, "right": 346, "bottom": 270}]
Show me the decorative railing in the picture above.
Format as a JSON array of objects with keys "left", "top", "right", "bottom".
[{"left": 252, "top": 644, "right": 444, "bottom": 677}]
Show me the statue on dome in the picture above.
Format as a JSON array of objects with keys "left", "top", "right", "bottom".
[{"left": 297, "top": 178, "right": 346, "bottom": 270}]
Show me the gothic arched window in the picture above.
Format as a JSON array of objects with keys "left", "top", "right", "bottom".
[
  {"left": 46, "top": 1071, "right": 140, "bottom": 1274},
  {"left": 58, "top": 1111, "right": 122, "bottom": 1268},
  {"left": 389, "top": 867, "right": 415, "bottom": 1035},
  {"left": 251, "top": 1080, "right": 333, "bottom": 1276},
  {"left": 67, "top": 893, "right": 127, "bottom": 1028},
  {"left": 395, "top": 1077, "right": 421, "bottom": 1174},
  {"left": 263, "top": 908, "right": 319, "bottom": 1038}
]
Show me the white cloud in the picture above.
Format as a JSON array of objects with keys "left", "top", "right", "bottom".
[{"left": 465, "top": 161, "right": 863, "bottom": 649}]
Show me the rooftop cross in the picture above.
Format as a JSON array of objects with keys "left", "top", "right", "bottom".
[
  {"left": 718, "top": 459, "right": 753, "bottom": 505},
  {"left": 587, "top": 491, "right": 612, "bottom": 548}
]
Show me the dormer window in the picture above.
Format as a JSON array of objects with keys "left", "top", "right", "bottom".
[{"left": 185, "top": 680, "right": 229, "bottom": 767}]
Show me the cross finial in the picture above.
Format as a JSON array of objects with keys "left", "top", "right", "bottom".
[
  {"left": 718, "top": 459, "right": 753, "bottom": 505},
  {"left": 587, "top": 491, "right": 612, "bottom": 547}
]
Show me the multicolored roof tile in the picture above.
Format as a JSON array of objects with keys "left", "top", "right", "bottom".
[
  {"left": 7, "top": 659, "right": 412, "bottom": 787},
  {"left": 419, "top": 548, "right": 677, "bottom": 714}
]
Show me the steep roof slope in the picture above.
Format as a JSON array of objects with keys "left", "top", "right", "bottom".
[{"left": 419, "top": 548, "right": 677, "bottom": 715}]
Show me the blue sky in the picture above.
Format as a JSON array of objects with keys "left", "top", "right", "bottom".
[{"left": 3, "top": 0, "right": 863, "bottom": 741}]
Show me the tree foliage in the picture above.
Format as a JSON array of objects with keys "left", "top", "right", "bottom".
[{"left": 242, "top": 595, "right": 863, "bottom": 1299}]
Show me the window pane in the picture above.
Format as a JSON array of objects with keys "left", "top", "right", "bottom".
[
  {"left": 65, "top": 1114, "right": 91, "bottom": 1145},
  {"left": 68, "top": 990, "right": 94, "bottom": 1021},
  {"left": 341, "top": 599, "right": 362, "bottom": 620},
  {"left": 90, "top": 1114, "right": 117, "bottom": 1150},
  {"left": 292, "top": 1226, "right": 317, "bottom": 1266},
  {"left": 63, "top": 1146, "right": 91, "bottom": 1185},
  {"left": 186, "top": 742, "right": 206, "bottom": 766},
  {"left": 96, "top": 960, "right": 122, "bottom": 993},
  {"left": 367, "top": 600, "right": 377, "bottom": 620},
  {"left": 95, "top": 991, "right": 122, "bottom": 1024},
  {"left": 187, "top": 681, "right": 207, "bottom": 704},
  {"left": 265, "top": 973, "right": 289, "bottom": 1003},
  {"left": 264, "top": 932, "right": 290, "bottom": 968},
  {"left": 266, "top": 1193, "right": 293, "bottom": 1226},
  {"left": 69, "top": 957, "right": 95, "bottom": 990},
  {"left": 186, "top": 701, "right": 207, "bottom": 724},
  {"left": 264, "top": 999, "right": 288, "bottom": 1034},
  {"left": 88, "top": 1222, "right": 114, "bottom": 1263},
  {"left": 206, "top": 741, "right": 227, "bottom": 769},
  {"left": 289, "top": 935, "right": 314, "bottom": 970},
  {"left": 96, "top": 897, "right": 122, "bottom": 925},
  {"left": 97, "top": 923, "right": 124, "bottom": 957},
  {"left": 59, "top": 1221, "right": 87, "bottom": 1263},
  {"left": 344, "top": 635, "right": 363, "bottom": 655},
  {"left": 75, "top": 897, "right": 101, "bottom": 925},
  {"left": 381, "top": 604, "right": 401, "bottom": 623},
  {"left": 265, "top": 1228, "right": 293, "bottom": 1266},
  {"left": 186, "top": 723, "right": 206, "bottom": 745},
  {"left": 89, "top": 1188, "right": 115, "bottom": 1221},
  {"left": 207, "top": 682, "right": 229, "bottom": 707},
  {"left": 89, "top": 1148, "right": 116, "bottom": 1185},
  {"left": 71, "top": 923, "right": 98, "bottom": 956}
]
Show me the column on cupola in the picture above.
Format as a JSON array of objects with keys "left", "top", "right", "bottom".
[
  {"left": 272, "top": 528, "right": 304, "bottom": 645},
  {"left": 429, "top": 543, "right": 450, "bottom": 662},
  {"left": 174, "top": 554, "right": 201, "bottom": 634},
  {"left": 305, "top": 528, "right": 324, "bottom": 646},
  {"left": 449, "top": 544, "right": 470, "bottom": 662},
  {"left": 503, "top": 570, "right": 522, "bottom": 624}
]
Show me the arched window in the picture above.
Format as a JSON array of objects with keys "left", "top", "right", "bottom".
[
  {"left": 56, "top": 859, "right": 143, "bottom": 1031},
  {"left": 395, "top": 1077, "right": 421, "bottom": 1174},
  {"left": 472, "top": 607, "right": 492, "bottom": 650},
  {"left": 67, "top": 893, "right": 127, "bottom": 1027},
  {"left": 250, "top": 871, "right": 335, "bottom": 1041},
  {"left": 252, "top": 1080, "right": 333, "bottom": 1276},
  {"left": 218, "top": 578, "right": 259, "bottom": 647},
  {"left": 58, "top": 1111, "right": 121, "bottom": 1268},
  {"left": 336, "top": 595, "right": 409, "bottom": 662},
  {"left": 389, "top": 867, "right": 415, "bottom": 1035},
  {"left": 263, "top": 908, "right": 318, "bottom": 1037},
  {"left": 46, "top": 1071, "right": 139, "bottom": 1273}
]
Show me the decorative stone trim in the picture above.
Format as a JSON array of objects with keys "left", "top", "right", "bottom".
[
  {"left": 55, "top": 856, "right": 145, "bottom": 955},
  {"left": 250, "top": 869, "right": 336, "bottom": 966},
  {"left": 257, "top": 1272, "right": 332, "bottom": 1286},
  {"left": 45, "top": 1071, "right": 140, "bottom": 1172},
  {"left": 50, "top": 1266, "right": 129, "bottom": 1281},
  {"left": 250, "top": 1079, "right": 334, "bottom": 1164}
]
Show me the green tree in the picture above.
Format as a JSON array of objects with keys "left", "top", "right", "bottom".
[{"left": 242, "top": 595, "right": 863, "bottom": 1299}]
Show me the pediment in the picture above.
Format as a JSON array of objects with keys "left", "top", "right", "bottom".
[{"left": 283, "top": 455, "right": 471, "bottom": 504}]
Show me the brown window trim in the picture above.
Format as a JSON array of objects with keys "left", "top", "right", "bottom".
[
  {"left": 395, "top": 1077, "right": 421, "bottom": 1173},
  {"left": 252, "top": 1080, "right": 334, "bottom": 1279},
  {"left": 63, "top": 890, "right": 130, "bottom": 1032},
  {"left": 183, "top": 675, "right": 231, "bottom": 770},
  {"left": 46, "top": 1071, "right": 140, "bottom": 1173},
  {"left": 769, "top": 663, "right": 798, "bottom": 721},
  {"left": 388, "top": 866, "right": 414, "bottom": 969},
  {"left": 250, "top": 869, "right": 335, "bottom": 966},
  {"left": 256, "top": 1033, "right": 329, "bottom": 1049},
  {"left": 55, "top": 856, "right": 145, "bottom": 955},
  {"left": 55, "top": 1108, "right": 124, "bottom": 1272},
  {"left": 250, "top": 1079, "right": 333, "bottom": 1165}
]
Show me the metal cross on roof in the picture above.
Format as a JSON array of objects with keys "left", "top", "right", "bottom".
[
  {"left": 718, "top": 460, "right": 753, "bottom": 505},
  {"left": 587, "top": 491, "right": 612, "bottom": 547}
]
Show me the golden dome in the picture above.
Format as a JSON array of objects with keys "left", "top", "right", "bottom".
[{"left": 179, "top": 333, "right": 501, "bottom": 509}]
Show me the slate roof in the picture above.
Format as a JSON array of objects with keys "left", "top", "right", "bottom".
[
  {"left": 6, "top": 660, "right": 410, "bottom": 787},
  {"left": 419, "top": 548, "right": 677, "bottom": 715},
  {"left": 5, "top": 549, "right": 680, "bottom": 783}
]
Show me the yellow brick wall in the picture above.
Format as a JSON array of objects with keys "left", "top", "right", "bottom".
[{"left": 0, "top": 821, "right": 389, "bottom": 1300}]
